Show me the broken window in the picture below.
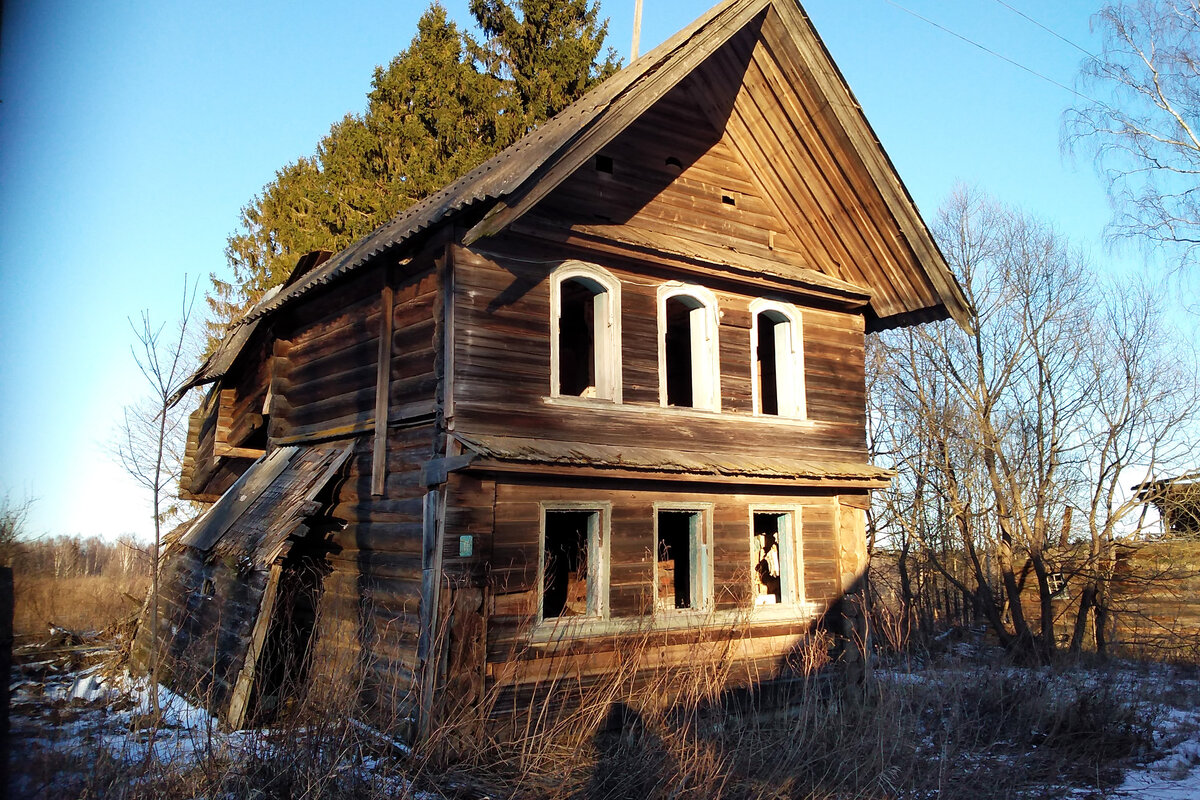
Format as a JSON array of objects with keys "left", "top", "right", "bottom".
[
  {"left": 752, "top": 511, "right": 802, "bottom": 606},
  {"left": 551, "top": 263, "right": 622, "bottom": 401},
  {"left": 656, "top": 508, "right": 711, "bottom": 611},
  {"left": 542, "top": 509, "right": 605, "bottom": 620},
  {"left": 751, "top": 300, "right": 805, "bottom": 419},
  {"left": 659, "top": 285, "right": 719, "bottom": 410}
]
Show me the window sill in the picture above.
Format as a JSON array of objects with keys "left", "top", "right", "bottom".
[
  {"left": 529, "top": 605, "right": 819, "bottom": 643},
  {"left": 542, "top": 396, "right": 816, "bottom": 427}
]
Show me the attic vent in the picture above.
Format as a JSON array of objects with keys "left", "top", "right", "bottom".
[
  {"left": 722, "top": 193, "right": 737, "bottom": 207},
  {"left": 595, "top": 155, "right": 614, "bottom": 174},
  {"left": 665, "top": 156, "right": 683, "bottom": 171}
]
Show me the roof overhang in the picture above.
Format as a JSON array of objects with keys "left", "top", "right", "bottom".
[{"left": 227, "top": 0, "right": 967, "bottom": 333}]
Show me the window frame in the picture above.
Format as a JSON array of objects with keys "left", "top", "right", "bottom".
[
  {"left": 537, "top": 501, "right": 611, "bottom": 625},
  {"left": 652, "top": 502, "right": 714, "bottom": 613},
  {"left": 747, "top": 506, "right": 805, "bottom": 610},
  {"left": 549, "top": 261, "right": 623, "bottom": 403},
  {"left": 749, "top": 298, "right": 806, "bottom": 420},
  {"left": 657, "top": 283, "right": 721, "bottom": 412}
]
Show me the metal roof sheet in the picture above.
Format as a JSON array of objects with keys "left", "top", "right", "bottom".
[
  {"left": 243, "top": 0, "right": 770, "bottom": 323},
  {"left": 179, "top": 441, "right": 354, "bottom": 565}
]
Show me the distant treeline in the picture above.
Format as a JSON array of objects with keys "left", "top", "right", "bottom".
[{"left": 10, "top": 535, "right": 149, "bottom": 581}]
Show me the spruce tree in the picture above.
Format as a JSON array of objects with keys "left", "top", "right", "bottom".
[{"left": 208, "top": 0, "right": 619, "bottom": 343}]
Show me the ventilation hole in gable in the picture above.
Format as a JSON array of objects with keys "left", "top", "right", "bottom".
[
  {"left": 722, "top": 193, "right": 737, "bottom": 206},
  {"left": 595, "top": 154, "right": 614, "bottom": 174},
  {"left": 665, "top": 156, "right": 683, "bottom": 171}
]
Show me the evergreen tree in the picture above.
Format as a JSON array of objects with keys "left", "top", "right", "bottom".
[
  {"left": 469, "top": 0, "right": 620, "bottom": 128},
  {"left": 208, "top": 0, "right": 618, "bottom": 343}
]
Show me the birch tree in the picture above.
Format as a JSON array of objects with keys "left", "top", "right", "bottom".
[
  {"left": 117, "top": 280, "right": 198, "bottom": 716},
  {"left": 870, "top": 189, "right": 1198, "bottom": 663},
  {"left": 1068, "top": 1, "right": 1200, "bottom": 275}
]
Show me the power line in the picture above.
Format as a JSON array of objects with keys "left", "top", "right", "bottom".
[
  {"left": 883, "top": 0, "right": 1098, "bottom": 103},
  {"left": 990, "top": 0, "right": 1098, "bottom": 61}
]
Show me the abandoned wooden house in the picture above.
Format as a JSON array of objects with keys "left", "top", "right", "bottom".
[
  {"left": 1138, "top": 473, "right": 1200, "bottom": 539},
  {"left": 133, "top": 0, "right": 969, "bottom": 737}
]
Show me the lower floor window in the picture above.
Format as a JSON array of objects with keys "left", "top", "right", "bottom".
[
  {"left": 655, "top": 508, "right": 712, "bottom": 611},
  {"left": 752, "top": 510, "right": 802, "bottom": 606},
  {"left": 542, "top": 508, "right": 605, "bottom": 619}
]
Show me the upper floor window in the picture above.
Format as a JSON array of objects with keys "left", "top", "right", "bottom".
[
  {"left": 657, "top": 283, "right": 720, "bottom": 411},
  {"left": 550, "top": 262, "right": 622, "bottom": 401},
  {"left": 749, "top": 299, "right": 805, "bottom": 419}
]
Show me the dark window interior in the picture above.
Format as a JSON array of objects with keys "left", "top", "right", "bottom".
[
  {"left": 665, "top": 296, "right": 697, "bottom": 407},
  {"left": 756, "top": 312, "right": 781, "bottom": 415},
  {"left": 559, "top": 279, "right": 597, "bottom": 396},
  {"left": 753, "top": 512, "right": 785, "bottom": 604},
  {"left": 658, "top": 510, "right": 696, "bottom": 609},
  {"left": 544, "top": 510, "right": 593, "bottom": 618}
]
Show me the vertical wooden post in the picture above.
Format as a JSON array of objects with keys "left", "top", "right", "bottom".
[
  {"left": 837, "top": 502, "right": 871, "bottom": 695},
  {"left": 631, "top": 0, "right": 644, "bottom": 60},
  {"left": 417, "top": 489, "right": 446, "bottom": 741},
  {"left": 371, "top": 282, "right": 395, "bottom": 497},
  {"left": 226, "top": 564, "right": 283, "bottom": 730},
  {"left": 0, "top": 566, "right": 11, "bottom": 800}
]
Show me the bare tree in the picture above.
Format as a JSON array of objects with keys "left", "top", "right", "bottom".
[
  {"left": 0, "top": 495, "right": 31, "bottom": 568},
  {"left": 1067, "top": 1, "right": 1200, "bottom": 274},
  {"left": 870, "top": 189, "right": 1199, "bottom": 663},
  {"left": 116, "top": 279, "right": 198, "bottom": 717}
]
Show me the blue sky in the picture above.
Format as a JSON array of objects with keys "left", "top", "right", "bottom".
[{"left": 0, "top": 0, "right": 1157, "bottom": 541}]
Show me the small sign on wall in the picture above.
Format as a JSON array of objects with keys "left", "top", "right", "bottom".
[{"left": 458, "top": 535, "right": 474, "bottom": 558}]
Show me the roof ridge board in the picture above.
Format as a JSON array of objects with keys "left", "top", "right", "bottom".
[
  {"left": 463, "top": 0, "right": 774, "bottom": 247},
  {"left": 770, "top": 0, "right": 970, "bottom": 329},
  {"left": 243, "top": 1, "right": 766, "bottom": 325}
]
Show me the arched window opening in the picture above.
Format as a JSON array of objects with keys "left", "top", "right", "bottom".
[
  {"left": 658, "top": 284, "right": 719, "bottom": 411},
  {"left": 756, "top": 310, "right": 789, "bottom": 415},
  {"left": 664, "top": 295, "right": 701, "bottom": 407},
  {"left": 559, "top": 278, "right": 601, "bottom": 397},
  {"left": 551, "top": 263, "right": 621, "bottom": 402},
  {"left": 750, "top": 300, "right": 805, "bottom": 419}
]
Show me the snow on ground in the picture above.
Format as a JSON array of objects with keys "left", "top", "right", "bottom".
[
  {"left": 12, "top": 641, "right": 1200, "bottom": 799},
  {"left": 1099, "top": 703, "right": 1200, "bottom": 799}
]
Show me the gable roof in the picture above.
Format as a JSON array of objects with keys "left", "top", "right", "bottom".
[{"left": 242, "top": 0, "right": 968, "bottom": 331}]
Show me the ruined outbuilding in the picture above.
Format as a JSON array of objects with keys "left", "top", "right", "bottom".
[{"left": 133, "top": 0, "right": 969, "bottom": 738}]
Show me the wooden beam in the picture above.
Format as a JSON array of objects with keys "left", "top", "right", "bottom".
[
  {"left": 371, "top": 283, "right": 396, "bottom": 497},
  {"left": 417, "top": 489, "right": 446, "bottom": 741},
  {"left": 464, "top": 459, "right": 892, "bottom": 489},
  {"left": 214, "top": 445, "right": 266, "bottom": 460},
  {"left": 226, "top": 563, "right": 283, "bottom": 730}
]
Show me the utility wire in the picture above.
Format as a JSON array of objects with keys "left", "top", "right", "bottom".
[
  {"left": 991, "top": 0, "right": 1098, "bottom": 61},
  {"left": 884, "top": 0, "right": 1100, "bottom": 103}
]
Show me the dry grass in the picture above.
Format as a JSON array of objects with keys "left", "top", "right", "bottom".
[
  {"left": 14, "top": 574, "right": 148, "bottom": 639},
  {"left": 10, "top": 598, "right": 1167, "bottom": 800}
]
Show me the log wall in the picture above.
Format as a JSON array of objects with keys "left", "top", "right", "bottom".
[
  {"left": 130, "top": 541, "right": 272, "bottom": 718},
  {"left": 436, "top": 473, "right": 869, "bottom": 726},
  {"left": 305, "top": 427, "right": 436, "bottom": 732},
  {"left": 450, "top": 240, "right": 866, "bottom": 462}
]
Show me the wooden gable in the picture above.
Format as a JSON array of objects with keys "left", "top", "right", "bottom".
[{"left": 525, "top": 7, "right": 956, "bottom": 329}]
